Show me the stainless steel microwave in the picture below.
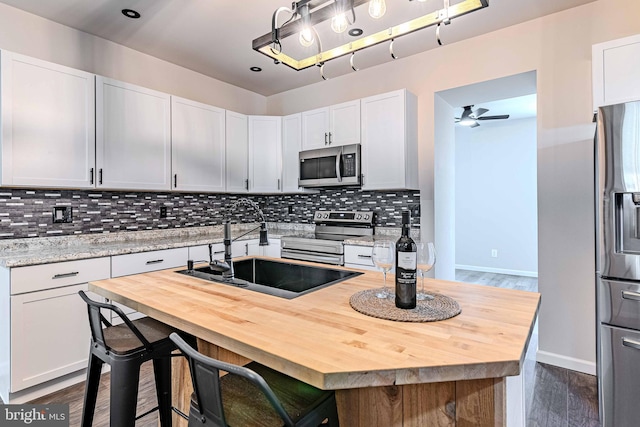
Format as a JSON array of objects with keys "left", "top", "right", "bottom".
[{"left": 298, "top": 144, "right": 361, "bottom": 188}]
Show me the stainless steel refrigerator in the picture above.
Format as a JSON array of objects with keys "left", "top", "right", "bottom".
[{"left": 596, "top": 100, "right": 640, "bottom": 427}]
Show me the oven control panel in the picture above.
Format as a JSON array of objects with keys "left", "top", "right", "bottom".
[{"left": 313, "top": 210, "right": 374, "bottom": 224}]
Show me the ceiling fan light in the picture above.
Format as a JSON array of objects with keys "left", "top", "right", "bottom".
[
  {"left": 368, "top": 0, "right": 386, "bottom": 19},
  {"left": 459, "top": 118, "right": 476, "bottom": 126},
  {"left": 331, "top": 13, "right": 348, "bottom": 33}
]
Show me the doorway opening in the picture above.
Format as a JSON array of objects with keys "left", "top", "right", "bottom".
[{"left": 434, "top": 71, "right": 538, "bottom": 292}]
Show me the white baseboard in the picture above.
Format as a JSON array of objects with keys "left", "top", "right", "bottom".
[
  {"left": 455, "top": 264, "right": 538, "bottom": 278},
  {"left": 536, "top": 350, "right": 597, "bottom": 375}
]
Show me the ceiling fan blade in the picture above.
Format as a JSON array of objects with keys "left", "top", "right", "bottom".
[
  {"left": 477, "top": 114, "right": 510, "bottom": 121},
  {"left": 473, "top": 107, "right": 489, "bottom": 118},
  {"left": 470, "top": 122, "right": 480, "bottom": 128}
]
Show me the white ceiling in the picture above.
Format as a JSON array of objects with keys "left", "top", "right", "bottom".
[{"left": 0, "top": 0, "right": 596, "bottom": 96}]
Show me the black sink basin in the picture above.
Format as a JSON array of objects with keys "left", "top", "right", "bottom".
[{"left": 176, "top": 258, "right": 362, "bottom": 299}]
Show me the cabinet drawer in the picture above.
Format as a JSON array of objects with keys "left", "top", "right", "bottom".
[
  {"left": 111, "top": 247, "right": 188, "bottom": 277},
  {"left": 344, "top": 245, "right": 375, "bottom": 268},
  {"left": 600, "top": 278, "right": 640, "bottom": 330},
  {"left": 189, "top": 244, "right": 224, "bottom": 263},
  {"left": 11, "top": 258, "right": 110, "bottom": 295}
]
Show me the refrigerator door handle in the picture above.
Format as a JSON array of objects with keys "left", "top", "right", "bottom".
[
  {"left": 622, "top": 290, "right": 640, "bottom": 301},
  {"left": 622, "top": 337, "right": 640, "bottom": 351}
]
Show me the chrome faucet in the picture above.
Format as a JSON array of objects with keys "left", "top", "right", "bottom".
[{"left": 213, "top": 198, "right": 269, "bottom": 280}]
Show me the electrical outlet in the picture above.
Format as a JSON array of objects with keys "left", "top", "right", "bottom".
[
  {"left": 52, "top": 206, "right": 72, "bottom": 223},
  {"left": 491, "top": 249, "right": 498, "bottom": 258},
  {"left": 287, "top": 206, "right": 294, "bottom": 214},
  {"left": 409, "top": 204, "right": 421, "bottom": 217},
  {"left": 160, "top": 206, "right": 167, "bottom": 218}
]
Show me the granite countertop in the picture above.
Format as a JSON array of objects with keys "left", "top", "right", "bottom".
[
  {"left": 0, "top": 223, "right": 314, "bottom": 268},
  {"left": 0, "top": 223, "right": 418, "bottom": 268}
]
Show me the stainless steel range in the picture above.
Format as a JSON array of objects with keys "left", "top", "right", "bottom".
[{"left": 281, "top": 211, "right": 374, "bottom": 265}]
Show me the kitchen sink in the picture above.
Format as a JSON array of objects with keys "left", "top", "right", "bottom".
[{"left": 175, "top": 258, "right": 362, "bottom": 299}]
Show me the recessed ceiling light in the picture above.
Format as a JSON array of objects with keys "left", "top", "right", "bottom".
[
  {"left": 122, "top": 9, "right": 141, "bottom": 19},
  {"left": 250, "top": 66, "right": 262, "bottom": 72},
  {"left": 348, "top": 28, "right": 363, "bottom": 37}
]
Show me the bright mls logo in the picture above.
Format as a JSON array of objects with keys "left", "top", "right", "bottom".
[{"left": 1, "top": 405, "right": 68, "bottom": 426}]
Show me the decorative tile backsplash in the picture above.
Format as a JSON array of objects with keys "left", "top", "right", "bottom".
[{"left": 0, "top": 188, "right": 420, "bottom": 239}]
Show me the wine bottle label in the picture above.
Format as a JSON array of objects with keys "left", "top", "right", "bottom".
[{"left": 397, "top": 252, "right": 417, "bottom": 270}]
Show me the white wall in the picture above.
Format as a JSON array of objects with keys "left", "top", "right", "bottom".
[
  {"left": 267, "top": 0, "right": 640, "bottom": 374},
  {"left": 455, "top": 118, "right": 538, "bottom": 276},
  {"left": 0, "top": 3, "right": 266, "bottom": 115}
]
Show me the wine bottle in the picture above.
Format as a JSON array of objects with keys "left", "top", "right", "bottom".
[{"left": 395, "top": 211, "right": 417, "bottom": 309}]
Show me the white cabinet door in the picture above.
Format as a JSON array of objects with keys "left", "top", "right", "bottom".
[
  {"left": 248, "top": 116, "right": 282, "bottom": 193},
  {"left": 189, "top": 243, "right": 225, "bottom": 263},
  {"left": 344, "top": 245, "right": 377, "bottom": 271},
  {"left": 302, "top": 101, "right": 360, "bottom": 150},
  {"left": 225, "top": 111, "right": 249, "bottom": 193},
  {"left": 10, "top": 283, "right": 97, "bottom": 392},
  {"left": 593, "top": 34, "right": 640, "bottom": 109},
  {"left": 0, "top": 51, "right": 95, "bottom": 188},
  {"left": 329, "top": 100, "right": 360, "bottom": 146},
  {"left": 172, "top": 97, "right": 225, "bottom": 192},
  {"left": 96, "top": 76, "right": 171, "bottom": 190},
  {"left": 361, "top": 89, "right": 418, "bottom": 190},
  {"left": 301, "top": 107, "right": 330, "bottom": 150},
  {"left": 248, "top": 238, "right": 281, "bottom": 257},
  {"left": 282, "top": 113, "right": 302, "bottom": 193}
]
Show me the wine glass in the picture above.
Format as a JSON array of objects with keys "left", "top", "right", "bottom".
[
  {"left": 372, "top": 240, "right": 395, "bottom": 298},
  {"left": 416, "top": 242, "right": 436, "bottom": 301}
]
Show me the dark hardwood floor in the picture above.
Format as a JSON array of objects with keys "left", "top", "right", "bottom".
[
  {"left": 2, "top": 270, "right": 599, "bottom": 427},
  {"left": 455, "top": 269, "right": 601, "bottom": 427}
]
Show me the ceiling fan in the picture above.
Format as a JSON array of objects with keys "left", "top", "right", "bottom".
[{"left": 455, "top": 105, "right": 510, "bottom": 128}]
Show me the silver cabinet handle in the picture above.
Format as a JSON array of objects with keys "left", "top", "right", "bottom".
[
  {"left": 174, "top": 174, "right": 178, "bottom": 188},
  {"left": 99, "top": 168, "right": 103, "bottom": 185},
  {"left": 329, "top": 132, "right": 332, "bottom": 144},
  {"left": 90, "top": 168, "right": 94, "bottom": 185},
  {"left": 145, "top": 259, "right": 164, "bottom": 265},
  {"left": 622, "top": 337, "right": 640, "bottom": 350},
  {"left": 622, "top": 290, "right": 640, "bottom": 301},
  {"left": 324, "top": 132, "right": 328, "bottom": 145},
  {"left": 53, "top": 272, "right": 79, "bottom": 279},
  {"left": 213, "top": 250, "right": 224, "bottom": 255},
  {"left": 245, "top": 179, "right": 249, "bottom": 190},
  {"left": 357, "top": 254, "right": 373, "bottom": 259},
  {"left": 278, "top": 178, "right": 281, "bottom": 190}
]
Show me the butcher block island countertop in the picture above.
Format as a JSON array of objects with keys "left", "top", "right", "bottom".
[{"left": 89, "top": 257, "right": 540, "bottom": 427}]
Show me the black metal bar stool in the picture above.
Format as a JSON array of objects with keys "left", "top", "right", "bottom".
[
  {"left": 78, "top": 290, "right": 193, "bottom": 427},
  {"left": 170, "top": 332, "right": 340, "bottom": 427}
]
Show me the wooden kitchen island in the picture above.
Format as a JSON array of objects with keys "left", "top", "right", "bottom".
[{"left": 88, "top": 257, "right": 540, "bottom": 427}]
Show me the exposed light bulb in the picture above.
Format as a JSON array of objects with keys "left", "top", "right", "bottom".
[
  {"left": 299, "top": 28, "right": 315, "bottom": 47},
  {"left": 368, "top": 0, "right": 386, "bottom": 19},
  {"left": 331, "top": 12, "right": 348, "bottom": 33}
]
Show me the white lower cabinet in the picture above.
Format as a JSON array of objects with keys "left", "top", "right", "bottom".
[
  {"left": 248, "top": 238, "right": 281, "bottom": 258},
  {"left": 3, "top": 257, "right": 110, "bottom": 397},
  {"left": 110, "top": 247, "right": 188, "bottom": 324},
  {"left": 344, "top": 245, "right": 377, "bottom": 271}
]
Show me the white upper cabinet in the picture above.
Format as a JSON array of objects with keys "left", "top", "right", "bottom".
[
  {"left": 593, "top": 34, "right": 640, "bottom": 109},
  {"left": 96, "top": 76, "right": 171, "bottom": 191},
  {"left": 248, "top": 116, "right": 282, "bottom": 193},
  {"left": 361, "top": 89, "right": 418, "bottom": 191},
  {"left": 0, "top": 51, "right": 96, "bottom": 188},
  {"left": 171, "top": 97, "right": 226, "bottom": 192},
  {"left": 301, "top": 100, "right": 360, "bottom": 150},
  {"left": 282, "top": 113, "right": 302, "bottom": 193},
  {"left": 225, "top": 111, "right": 249, "bottom": 193}
]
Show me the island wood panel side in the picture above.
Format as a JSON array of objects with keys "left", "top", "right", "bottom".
[{"left": 336, "top": 379, "right": 503, "bottom": 427}]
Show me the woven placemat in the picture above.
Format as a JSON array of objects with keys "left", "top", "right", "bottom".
[{"left": 349, "top": 288, "right": 461, "bottom": 322}]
